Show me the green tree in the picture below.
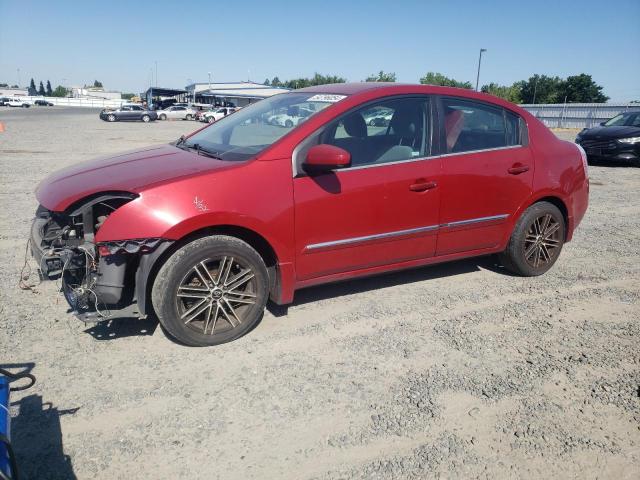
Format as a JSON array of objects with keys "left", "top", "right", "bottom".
[
  {"left": 93, "top": 80, "right": 103, "bottom": 88},
  {"left": 419, "top": 72, "right": 472, "bottom": 89},
  {"left": 270, "top": 76, "right": 282, "bottom": 87},
  {"left": 517, "top": 75, "right": 563, "bottom": 104},
  {"left": 0, "top": 83, "right": 7, "bottom": 87},
  {"left": 51, "top": 85, "right": 69, "bottom": 97},
  {"left": 38, "top": 81, "right": 46, "bottom": 96},
  {"left": 263, "top": 78, "right": 271, "bottom": 86},
  {"left": 121, "top": 93, "right": 136, "bottom": 100},
  {"left": 46, "top": 80, "right": 53, "bottom": 96},
  {"left": 481, "top": 82, "right": 522, "bottom": 103},
  {"left": 28, "top": 78, "right": 37, "bottom": 95},
  {"left": 558, "top": 74, "right": 608, "bottom": 103},
  {"left": 11, "top": 84, "right": 18, "bottom": 88},
  {"left": 365, "top": 71, "right": 397, "bottom": 82}
]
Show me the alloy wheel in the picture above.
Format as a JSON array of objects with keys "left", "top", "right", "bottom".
[
  {"left": 523, "top": 213, "right": 561, "bottom": 268},
  {"left": 175, "top": 256, "right": 257, "bottom": 335}
]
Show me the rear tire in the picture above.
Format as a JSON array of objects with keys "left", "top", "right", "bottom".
[
  {"left": 152, "top": 236, "right": 269, "bottom": 347},
  {"left": 499, "top": 201, "right": 565, "bottom": 276},
  {"left": 141, "top": 114, "right": 150, "bottom": 123},
  {"left": 159, "top": 114, "right": 167, "bottom": 120},
  {"left": 185, "top": 114, "right": 193, "bottom": 120}
]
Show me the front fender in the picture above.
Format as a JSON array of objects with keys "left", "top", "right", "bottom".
[{"left": 95, "top": 158, "right": 295, "bottom": 264}]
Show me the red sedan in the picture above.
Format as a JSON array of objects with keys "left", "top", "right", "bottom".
[{"left": 32, "top": 83, "right": 589, "bottom": 346}]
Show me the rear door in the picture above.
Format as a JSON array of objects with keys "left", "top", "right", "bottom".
[
  {"left": 293, "top": 96, "right": 442, "bottom": 280},
  {"left": 435, "top": 96, "right": 533, "bottom": 256}
]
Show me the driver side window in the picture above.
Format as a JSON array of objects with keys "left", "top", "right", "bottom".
[{"left": 321, "top": 97, "right": 431, "bottom": 168}]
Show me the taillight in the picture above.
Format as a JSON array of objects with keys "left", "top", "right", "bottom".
[{"left": 575, "top": 143, "right": 588, "bottom": 179}]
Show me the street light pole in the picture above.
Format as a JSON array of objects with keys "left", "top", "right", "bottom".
[
  {"left": 155, "top": 61, "right": 158, "bottom": 87},
  {"left": 208, "top": 72, "right": 212, "bottom": 90},
  {"left": 475, "top": 48, "right": 487, "bottom": 91},
  {"left": 17, "top": 68, "right": 21, "bottom": 88}
]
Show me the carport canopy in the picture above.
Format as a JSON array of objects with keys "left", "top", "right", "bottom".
[{"left": 143, "top": 87, "right": 188, "bottom": 98}]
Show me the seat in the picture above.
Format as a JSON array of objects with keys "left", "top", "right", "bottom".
[
  {"left": 330, "top": 113, "right": 369, "bottom": 165},
  {"left": 445, "top": 110, "right": 464, "bottom": 152}
]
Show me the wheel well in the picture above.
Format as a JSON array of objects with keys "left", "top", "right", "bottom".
[
  {"left": 143, "top": 225, "right": 280, "bottom": 316},
  {"left": 533, "top": 196, "right": 569, "bottom": 239}
]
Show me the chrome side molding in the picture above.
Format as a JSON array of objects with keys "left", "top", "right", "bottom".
[{"left": 305, "top": 214, "right": 509, "bottom": 252}]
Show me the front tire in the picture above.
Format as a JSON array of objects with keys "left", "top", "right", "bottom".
[
  {"left": 208, "top": 116, "right": 215, "bottom": 123},
  {"left": 141, "top": 114, "right": 150, "bottom": 123},
  {"left": 185, "top": 114, "right": 193, "bottom": 120},
  {"left": 152, "top": 236, "right": 269, "bottom": 347},
  {"left": 107, "top": 114, "right": 116, "bottom": 122},
  {"left": 499, "top": 201, "right": 565, "bottom": 276}
]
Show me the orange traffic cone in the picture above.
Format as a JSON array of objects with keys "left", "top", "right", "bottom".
[{"left": 0, "top": 122, "right": 4, "bottom": 132}]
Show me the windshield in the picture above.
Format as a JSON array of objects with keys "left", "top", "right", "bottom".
[
  {"left": 182, "top": 92, "right": 346, "bottom": 161},
  {"left": 604, "top": 114, "right": 626, "bottom": 126}
]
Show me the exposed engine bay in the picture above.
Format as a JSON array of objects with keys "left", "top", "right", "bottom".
[{"left": 30, "top": 193, "right": 168, "bottom": 321}]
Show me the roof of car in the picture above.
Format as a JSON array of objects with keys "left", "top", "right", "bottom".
[{"left": 295, "top": 82, "right": 530, "bottom": 114}]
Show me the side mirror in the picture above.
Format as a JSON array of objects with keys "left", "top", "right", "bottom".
[
  {"left": 600, "top": 121, "right": 606, "bottom": 126},
  {"left": 303, "top": 144, "right": 351, "bottom": 173}
]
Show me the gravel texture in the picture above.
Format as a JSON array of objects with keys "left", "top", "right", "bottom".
[{"left": 0, "top": 107, "right": 638, "bottom": 479}]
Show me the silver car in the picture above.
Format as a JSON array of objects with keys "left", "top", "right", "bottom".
[{"left": 157, "top": 105, "right": 197, "bottom": 121}]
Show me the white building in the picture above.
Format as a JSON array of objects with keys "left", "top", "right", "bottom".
[
  {"left": 185, "top": 81, "right": 288, "bottom": 107},
  {"left": 0, "top": 86, "right": 29, "bottom": 97},
  {"left": 71, "top": 87, "right": 122, "bottom": 100}
]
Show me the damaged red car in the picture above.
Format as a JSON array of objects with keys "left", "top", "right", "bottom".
[{"left": 31, "top": 83, "right": 589, "bottom": 346}]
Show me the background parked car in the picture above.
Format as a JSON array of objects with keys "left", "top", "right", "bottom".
[
  {"left": 200, "top": 107, "right": 237, "bottom": 123},
  {"left": 0, "top": 97, "right": 10, "bottom": 106},
  {"left": 157, "top": 105, "right": 197, "bottom": 120},
  {"left": 6, "top": 98, "right": 32, "bottom": 108},
  {"left": 99, "top": 104, "right": 157, "bottom": 122},
  {"left": 34, "top": 99, "right": 54, "bottom": 106},
  {"left": 576, "top": 111, "right": 640, "bottom": 165}
]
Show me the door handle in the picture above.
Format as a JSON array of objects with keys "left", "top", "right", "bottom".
[
  {"left": 409, "top": 181, "right": 437, "bottom": 192},
  {"left": 507, "top": 164, "right": 530, "bottom": 175}
]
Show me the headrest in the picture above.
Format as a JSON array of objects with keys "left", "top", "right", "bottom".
[
  {"left": 445, "top": 110, "right": 464, "bottom": 151},
  {"left": 390, "top": 109, "right": 418, "bottom": 138},
  {"left": 343, "top": 113, "right": 367, "bottom": 138}
]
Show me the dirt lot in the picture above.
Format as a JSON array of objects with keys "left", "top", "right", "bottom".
[{"left": 1, "top": 107, "right": 638, "bottom": 479}]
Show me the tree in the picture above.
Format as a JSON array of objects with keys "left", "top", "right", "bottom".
[
  {"left": 38, "top": 81, "right": 46, "bottom": 96},
  {"left": 263, "top": 78, "right": 271, "bottom": 86},
  {"left": 93, "top": 80, "right": 103, "bottom": 88},
  {"left": 51, "top": 85, "right": 69, "bottom": 97},
  {"left": 481, "top": 82, "right": 522, "bottom": 103},
  {"left": 365, "top": 71, "right": 397, "bottom": 82},
  {"left": 516, "top": 75, "right": 563, "bottom": 104},
  {"left": 270, "top": 76, "right": 282, "bottom": 87},
  {"left": 419, "top": 72, "right": 472, "bottom": 89},
  {"left": 46, "top": 80, "right": 53, "bottom": 96},
  {"left": 11, "top": 84, "right": 18, "bottom": 88},
  {"left": 558, "top": 74, "right": 608, "bottom": 103},
  {"left": 0, "top": 83, "right": 7, "bottom": 87},
  {"left": 28, "top": 78, "right": 37, "bottom": 96},
  {"left": 121, "top": 93, "right": 136, "bottom": 100}
]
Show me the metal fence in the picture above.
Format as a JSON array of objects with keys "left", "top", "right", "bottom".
[{"left": 520, "top": 103, "right": 640, "bottom": 129}]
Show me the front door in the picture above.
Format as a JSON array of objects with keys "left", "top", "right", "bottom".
[
  {"left": 293, "top": 96, "right": 442, "bottom": 280},
  {"left": 435, "top": 96, "right": 533, "bottom": 256}
]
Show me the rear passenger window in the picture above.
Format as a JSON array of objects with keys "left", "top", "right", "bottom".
[
  {"left": 442, "top": 98, "right": 521, "bottom": 153},
  {"left": 323, "top": 97, "right": 431, "bottom": 167}
]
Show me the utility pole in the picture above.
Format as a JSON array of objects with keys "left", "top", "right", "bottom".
[
  {"left": 208, "top": 72, "right": 212, "bottom": 90},
  {"left": 155, "top": 61, "right": 158, "bottom": 87},
  {"left": 532, "top": 77, "right": 539, "bottom": 105},
  {"left": 17, "top": 68, "right": 20, "bottom": 87},
  {"left": 475, "top": 48, "right": 487, "bottom": 91}
]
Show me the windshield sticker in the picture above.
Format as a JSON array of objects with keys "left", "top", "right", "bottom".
[{"left": 306, "top": 94, "right": 347, "bottom": 103}]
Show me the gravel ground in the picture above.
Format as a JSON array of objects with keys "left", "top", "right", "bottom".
[{"left": 1, "top": 107, "right": 638, "bottom": 479}]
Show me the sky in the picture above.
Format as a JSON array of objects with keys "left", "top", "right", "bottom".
[{"left": 1, "top": 0, "right": 639, "bottom": 101}]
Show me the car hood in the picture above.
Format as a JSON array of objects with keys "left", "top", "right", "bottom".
[
  {"left": 580, "top": 125, "right": 640, "bottom": 139},
  {"left": 36, "top": 144, "right": 238, "bottom": 211}
]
